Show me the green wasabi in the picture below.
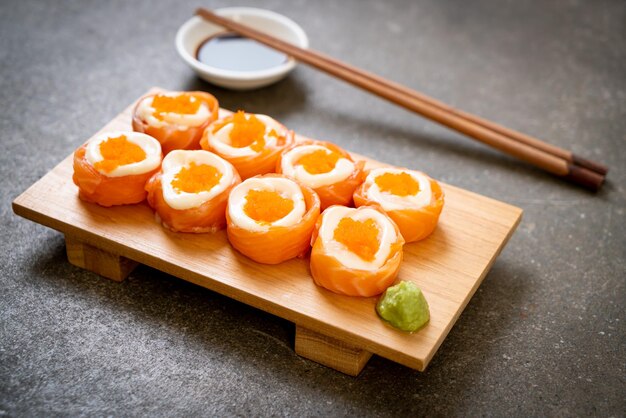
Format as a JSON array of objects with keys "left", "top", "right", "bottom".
[{"left": 376, "top": 281, "right": 430, "bottom": 332}]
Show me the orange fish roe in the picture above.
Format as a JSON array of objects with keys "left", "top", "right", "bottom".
[
  {"left": 334, "top": 217, "right": 380, "bottom": 261},
  {"left": 151, "top": 94, "right": 201, "bottom": 120},
  {"left": 243, "top": 189, "right": 294, "bottom": 223},
  {"left": 229, "top": 111, "right": 266, "bottom": 152},
  {"left": 171, "top": 162, "right": 222, "bottom": 194},
  {"left": 375, "top": 172, "right": 419, "bottom": 196},
  {"left": 94, "top": 135, "right": 146, "bottom": 173},
  {"left": 296, "top": 149, "right": 341, "bottom": 174},
  {"left": 268, "top": 128, "right": 287, "bottom": 145}
]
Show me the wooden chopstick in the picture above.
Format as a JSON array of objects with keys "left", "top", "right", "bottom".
[
  {"left": 195, "top": 8, "right": 607, "bottom": 191},
  {"left": 354, "top": 71, "right": 609, "bottom": 176}
]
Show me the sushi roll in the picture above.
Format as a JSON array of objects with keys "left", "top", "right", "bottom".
[
  {"left": 132, "top": 91, "right": 219, "bottom": 154},
  {"left": 226, "top": 174, "right": 320, "bottom": 264},
  {"left": 200, "top": 111, "right": 294, "bottom": 179},
  {"left": 145, "top": 150, "right": 241, "bottom": 233},
  {"left": 353, "top": 168, "right": 444, "bottom": 243},
  {"left": 276, "top": 140, "right": 365, "bottom": 210},
  {"left": 310, "top": 205, "right": 404, "bottom": 297},
  {"left": 72, "top": 131, "right": 162, "bottom": 207}
]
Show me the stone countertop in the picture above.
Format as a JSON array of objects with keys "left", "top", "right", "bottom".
[{"left": 1, "top": 0, "right": 624, "bottom": 415}]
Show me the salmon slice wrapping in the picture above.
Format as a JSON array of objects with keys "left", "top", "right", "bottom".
[
  {"left": 72, "top": 138, "right": 161, "bottom": 207},
  {"left": 276, "top": 139, "right": 365, "bottom": 210},
  {"left": 226, "top": 173, "right": 321, "bottom": 264},
  {"left": 354, "top": 169, "right": 444, "bottom": 243},
  {"left": 200, "top": 112, "right": 295, "bottom": 179},
  {"left": 145, "top": 150, "right": 241, "bottom": 233},
  {"left": 132, "top": 91, "right": 219, "bottom": 155},
  {"left": 310, "top": 205, "right": 405, "bottom": 297}
]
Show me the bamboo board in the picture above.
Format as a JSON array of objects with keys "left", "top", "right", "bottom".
[{"left": 12, "top": 89, "right": 522, "bottom": 375}]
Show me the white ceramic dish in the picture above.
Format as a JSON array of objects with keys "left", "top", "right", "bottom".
[{"left": 176, "top": 7, "right": 308, "bottom": 90}]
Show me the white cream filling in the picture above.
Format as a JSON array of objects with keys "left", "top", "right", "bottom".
[
  {"left": 85, "top": 131, "right": 162, "bottom": 178},
  {"left": 363, "top": 168, "right": 432, "bottom": 211},
  {"left": 161, "top": 150, "right": 235, "bottom": 210},
  {"left": 280, "top": 144, "right": 355, "bottom": 189},
  {"left": 207, "top": 114, "right": 286, "bottom": 158},
  {"left": 136, "top": 92, "right": 211, "bottom": 130},
  {"left": 228, "top": 177, "right": 306, "bottom": 232},
  {"left": 318, "top": 206, "right": 397, "bottom": 271}
]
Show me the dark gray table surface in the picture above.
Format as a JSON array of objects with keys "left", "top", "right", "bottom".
[{"left": 2, "top": 0, "right": 624, "bottom": 416}]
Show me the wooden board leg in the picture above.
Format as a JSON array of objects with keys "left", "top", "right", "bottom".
[
  {"left": 295, "top": 325, "right": 372, "bottom": 376},
  {"left": 65, "top": 235, "right": 138, "bottom": 282}
]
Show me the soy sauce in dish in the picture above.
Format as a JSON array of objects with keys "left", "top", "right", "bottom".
[{"left": 195, "top": 33, "right": 288, "bottom": 72}]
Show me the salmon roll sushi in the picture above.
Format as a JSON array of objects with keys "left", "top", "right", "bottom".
[
  {"left": 226, "top": 174, "right": 320, "bottom": 264},
  {"left": 277, "top": 140, "right": 365, "bottom": 210},
  {"left": 353, "top": 168, "right": 444, "bottom": 243},
  {"left": 132, "top": 91, "right": 219, "bottom": 154},
  {"left": 145, "top": 150, "right": 241, "bottom": 233},
  {"left": 73, "top": 131, "right": 162, "bottom": 207},
  {"left": 200, "top": 111, "right": 294, "bottom": 179},
  {"left": 310, "top": 205, "right": 404, "bottom": 297}
]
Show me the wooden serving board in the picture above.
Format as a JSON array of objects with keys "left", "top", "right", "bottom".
[{"left": 12, "top": 89, "right": 522, "bottom": 375}]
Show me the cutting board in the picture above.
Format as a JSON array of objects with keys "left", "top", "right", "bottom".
[{"left": 12, "top": 88, "right": 522, "bottom": 375}]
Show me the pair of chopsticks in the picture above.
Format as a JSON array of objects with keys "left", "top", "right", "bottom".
[{"left": 196, "top": 8, "right": 608, "bottom": 191}]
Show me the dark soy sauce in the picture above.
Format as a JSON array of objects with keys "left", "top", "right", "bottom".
[{"left": 195, "top": 33, "right": 288, "bottom": 72}]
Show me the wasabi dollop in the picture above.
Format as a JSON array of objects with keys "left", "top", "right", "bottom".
[{"left": 376, "top": 281, "right": 430, "bottom": 332}]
